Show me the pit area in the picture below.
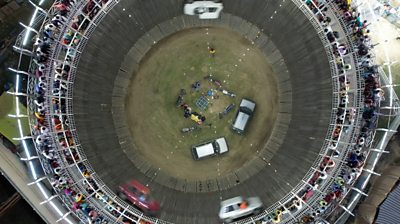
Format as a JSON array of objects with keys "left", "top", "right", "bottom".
[{"left": 125, "top": 27, "right": 279, "bottom": 184}]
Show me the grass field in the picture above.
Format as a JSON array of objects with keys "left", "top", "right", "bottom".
[
  {"left": 0, "top": 91, "right": 30, "bottom": 145},
  {"left": 125, "top": 27, "right": 279, "bottom": 182}
]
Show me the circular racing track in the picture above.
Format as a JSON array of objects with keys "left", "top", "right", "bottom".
[{"left": 72, "top": 0, "right": 331, "bottom": 223}]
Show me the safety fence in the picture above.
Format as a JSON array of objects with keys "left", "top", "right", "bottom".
[{"left": 8, "top": 0, "right": 398, "bottom": 223}]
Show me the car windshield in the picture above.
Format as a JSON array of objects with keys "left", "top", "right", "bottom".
[
  {"left": 129, "top": 186, "right": 151, "bottom": 201},
  {"left": 128, "top": 186, "right": 138, "bottom": 193},
  {"left": 208, "top": 7, "right": 217, "bottom": 12},
  {"left": 212, "top": 141, "right": 219, "bottom": 153},
  {"left": 138, "top": 192, "right": 147, "bottom": 201},
  {"left": 225, "top": 205, "right": 235, "bottom": 213},
  {"left": 239, "top": 106, "right": 253, "bottom": 115}
]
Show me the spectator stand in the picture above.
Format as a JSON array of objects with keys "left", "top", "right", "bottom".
[
  {"left": 11, "top": 0, "right": 366, "bottom": 223},
  {"left": 10, "top": 0, "right": 135, "bottom": 223},
  {"left": 38, "top": 2, "right": 142, "bottom": 223},
  {"left": 38, "top": 0, "right": 109, "bottom": 221},
  {"left": 8, "top": 0, "right": 400, "bottom": 224},
  {"left": 292, "top": 0, "right": 377, "bottom": 223},
  {"left": 49, "top": 1, "right": 169, "bottom": 223},
  {"left": 325, "top": 0, "right": 400, "bottom": 223},
  {"left": 34, "top": 1, "right": 167, "bottom": 223},
  {"left": 9, "top": 1, "right": 85, "bottom": 223}
]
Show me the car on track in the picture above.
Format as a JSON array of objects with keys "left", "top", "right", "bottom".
[
  {"left": 191, "top": 137, "right": 228, "bottom": 160},
  {"left": 183, "top": 0, "right": 223, "bottom": 19},
  {"left": 219, "top": 196, "right": 263, "bottom": 223},
  {"left": 118, "top": 180, "right": 160, "bottom": 214},
  {"left": 232, "top": 99, "right": 256, "bottom": 134}
]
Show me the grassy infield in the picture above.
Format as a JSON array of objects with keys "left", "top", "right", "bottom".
[
  {"left": 144, "top": 41, "right": 256, "bottom": 149},
  {"left": 126, "top": 28, "right": 278, "bottom": 179},
  {"left": 0, "top": 91, "right": 29, "bottom": 145}
]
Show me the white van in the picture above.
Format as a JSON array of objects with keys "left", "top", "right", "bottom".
[
  {"left": 191, "top": 137, "right": 228, "bottom": 160},
  {"left": 183, "top": 1, "right": 223, "bottom": 19},
  {"left": 232, "top": 99, "right": 256, "bottom": 134}
]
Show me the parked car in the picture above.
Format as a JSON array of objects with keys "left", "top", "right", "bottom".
[
  {"left": 118, "top": 180, "right": 160, "bottom": 214},
  {"left": 232, "top": 99, "right": 256, "bottom": 134},
  {"left": 183, "top": 0, "right": 223, "bottom": 19},
  {"left": 218, "top": 196, "right": 263, "bottom": 223},
  {"left": 191, "top": 137, "right": 228, "bottom": 160}
]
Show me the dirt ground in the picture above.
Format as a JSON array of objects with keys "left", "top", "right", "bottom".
[
  {"left": 366, "top": 5, "right": 400, "bottom": 93},
  {"left": 125, "top": 27, "right": 279, "bottom": 183}
]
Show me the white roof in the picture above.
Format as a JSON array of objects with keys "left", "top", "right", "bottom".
[
  {"left": 239, "top": 99, "right": 256, "bottom": 112},
  {"left": 220, "top": 196, "right": 243, "bottom": 207},
  {"left": 215, "top": 137, "right": 228, "bottom": 154},
  {"left": 233, "top": 112, "right": 250, "bottom": 131},
  {"left": 195, "top": 143, "right": 215, "bottom": 158},
  {"left": 183, "top": 1, "right": 223, "bottom": 19}
]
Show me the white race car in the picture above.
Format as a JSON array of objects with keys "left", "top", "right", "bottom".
[
  {"left": 219, "top": 196, "right": 263, "bottom": 223},
  {"left": 183, "top": 0, "right": 223, "bottom": 19}
]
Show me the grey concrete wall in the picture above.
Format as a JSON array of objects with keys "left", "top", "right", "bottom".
[{"left": 72, "top": 0, "right": 332, "bottom": 223}]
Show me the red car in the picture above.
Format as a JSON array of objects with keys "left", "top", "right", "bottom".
[{"left": 118, "top": 180, "right": 160, "bottom": 213}]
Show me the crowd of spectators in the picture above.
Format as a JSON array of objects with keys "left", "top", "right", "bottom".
[
  {"left": 17, "top": 0, "right": 385, "bottom": 224},
  {"left": 257, "top": 1, "right": 383, "bottom": 223},
  {"left": 26, "top": 0, "right": 149, "bottom": 224}
]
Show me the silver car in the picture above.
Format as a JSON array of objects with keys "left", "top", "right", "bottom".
[
  {"left": 218, "top": 196, "right": 263, "bottom": 223},
  {"left": 232, "top": 99, "right": 256, "bottom": 134},
  {"left": 191, "top": 137, "right": 228, "bottom": 160},
  {"left": 183, "top": 0, "right": 223, "bottom": 19}
]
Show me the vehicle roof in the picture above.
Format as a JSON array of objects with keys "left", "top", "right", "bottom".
[
  {"left": 185, "top": 1, "right": 223, "bottom": 7},
  {"left": 220, "top": 196, "right": 243, "bottom": 207},
  {"left": 194, "top": 143, "right": 215, "bottom": 158},
  {"left": 184, "top": 1, "right": 223, "bottom": 19},
  {"left": 233, "top": 112, "right": 250, "bottom": 131},
  {"left": 215, "top": 137, "right": 228, "bottom": 153},
  {"left": 126, "top": 180, "right": 149, "bottom": 194},
  {"left": 239, "top": 99, "right": 256, "bottom": 111}
]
